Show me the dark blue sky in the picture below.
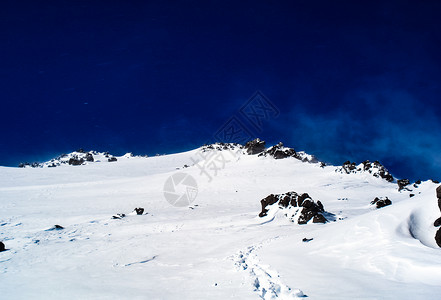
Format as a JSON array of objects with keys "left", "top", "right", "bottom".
[{"left": 1, "top": 1, "right": 440, "bottom": 181}]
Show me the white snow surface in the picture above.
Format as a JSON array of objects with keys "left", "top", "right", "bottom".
[{"left": 1, "top": 147, "right": 441, "bottom": 299}]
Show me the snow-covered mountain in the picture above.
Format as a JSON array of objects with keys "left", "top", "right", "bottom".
[
  {"left": 1, "top": 139, "right": 441, "bottom": 299},
  {"left": 17, "top": 149, "right": 143, "bottom": 168}
]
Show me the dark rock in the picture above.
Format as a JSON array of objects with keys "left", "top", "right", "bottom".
[
  {"left": 112, "top": 213, "right": 125, "bottom": 219},
  {"left": 435, "top": 228, "right": 441, "bottom": 247},
  {"left": 201, "top": 142, "right": 243, "bottom": 152},
  {"left": 18, "top": 162, "right": 43, "bottom": 168},
  {"left": 279, "top": 195, "right": 290, "bottom": 208},
  {"left": 301, "top": 199, "right": 314, "bottom": 209},
  {"left": 437, "top": 185, "right": 441, "bottom": 199},
  {"left": 432, "top": 179, "right": 440, "bottom": 184},
  {"left": 369, "top": 160, "right": 394, "bottom": 182},
  {"left": 244, "top": 138, "right": 266, "bottom": 155},
  {"left": 371, "top": 197, "right": 392, "bottom": 209},
  {"left": 438, "top": 199, "right": 441, "bottom": 212},
  {"left": 409, "top": 194, "right": 415, "bottom": 198},
  {"left": 259, "top": 191, "right": 327, "bottom": 224},
  {"left": 336, "top": 160, "right": 394, "bottom": 182},
  {"left": 69, "top": 157, "right": 84, "bottom": 166},
  {"left": 252, "top": 141, "right": 322, "bottom": 163},
  {"left": 317, "top": 201, "right": 324, "bottom": 212},
  {"left": 297, "top": 193, "right": 310, "bottom": 207},
  {"left": 85, "top": 153, "right": 94, "bottom": 162},
  {"left": 341, "top": 161, "right": 357, "bottom": 173},
  {"left": 108, "top": 157, "right": 118, "bottom": 162},
  {"left": 298, "top": 208, "right": 317, "bottom": 224},
  {"left": 259, "top": 142, "right": 297, "bottom": 160},
  {"left": 313, "top": 214, "right": 327, "bottom": 223},
  {"left": 397, "top": 179, "right": 411, "bottom": 191},
  {"left": 302, "top": 238, "right": 313, "bottom": 242},
  {"left": 46, "top": 224, "right": 64, "bottom": 231},
  {"left": 434, "top": 217, "right": 441, "bottom": 227},
  {"left": 259, "top": 194, "right": 279, "bottom": 217},
  {"left": 134, "top": 208, "right": 144, "bottom": 215},
  {"left": 0, "top": 241, "right": 5, "bottom": 252}
]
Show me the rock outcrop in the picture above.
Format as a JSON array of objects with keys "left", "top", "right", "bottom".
[
  {"left": 336, "top": 160, "right": 394, "bottom": 182},
  {"left": 112, "top": 213, "right": 126, "bottom": 219},
  {"left": 397, "top": 179, "right": 411, "bottom": 191},
  {"left": 202, "top": 142, "right": 243, "bottom": 152},
  {"left": 434, "top": 185, "right": 441, "bottom": 247},
  {"left": 244, "top": 139, "right": 266, "bottom": 155},
  {"left": 134, "top": 208, "right": 144, "bottom": 215},
  {"left": 437, "top": 185, "right": 441, "bottom": 207},
  {"left": 258, "top": 142, "right": 297, "bottom": 159},
  {"left": 258, "top": 191, "right": 327, "bottom": 224},
  {"left": 371, "top": 197, "right": 392, "bottom": 209},
  {"left": 0, "top": 241, "right": 5, "bottom": 252},
  {"left": 69, "top": 156, "right": 85, "bottom": 166}
]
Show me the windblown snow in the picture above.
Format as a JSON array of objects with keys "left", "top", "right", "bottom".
[{"left": 1, "top": 143, "right": 441, "bottom": 299}]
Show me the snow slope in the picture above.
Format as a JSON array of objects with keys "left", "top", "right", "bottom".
[{"left": 1, "top": 145, "right": 441, "bottom": 299}]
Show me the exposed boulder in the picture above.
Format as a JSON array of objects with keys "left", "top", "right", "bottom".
[
  {"left": 134, "top": 208, "right": 144, "bottom": 215},
  {"left": 259, "top": 194, "right": 280, "bottom": 217},
  {"left": 313, "top": 214, "right": 327, "bottom": 223},
  {"left": 371, "top": 197, "right": 392, "bottom": 209},
  {"left": 84, "top": 152, "right": 94, "bottom": 162},
  {"left": 434, "top": 186, "right": 441, "bottom": 247},
  {"left": 397, "top": 179, "right": 411, "bottom": 191},
  {"left": 112, "top": 213, "right": 125, "bottom": 219},
  {"left": 433, "top": 185, "right": 441, "bottom": 227},
  {"left": 69, "top": 156, "right": 84, "bottom": 166},
  {"left": 436, "top": 228, "right": 441, "bottom": 248},
  {"left": 259, "top": 191, "right": 327, "bottom": 224},
  {"left": 108, "top": 157, "right": 118, "bottom": 162},
  {"left": 244, "top": 138, "right": 266, "bottom": 155},
  {"left": 0, "top": 241, "right": 5, "bottom": 252}
]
